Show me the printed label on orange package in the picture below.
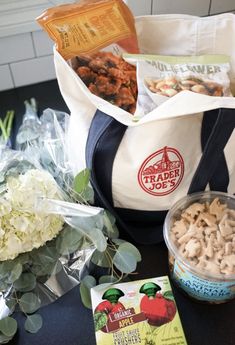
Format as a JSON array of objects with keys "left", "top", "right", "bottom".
[{"left": 37, "top": 0, "right": 139, "bottom": 60}]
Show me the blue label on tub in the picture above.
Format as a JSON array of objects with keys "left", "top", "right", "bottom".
[{"left": 173, "top": 260, "right": 235, "bottom": 301}]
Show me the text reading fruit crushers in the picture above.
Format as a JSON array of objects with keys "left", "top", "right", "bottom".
[{"left": 112, "top": 329, "right": 142, "bottom": 345}]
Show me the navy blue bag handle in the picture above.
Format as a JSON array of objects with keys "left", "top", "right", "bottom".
[
  {"left": 86, "top": 107, "right": 235, "bottom": 244},
  {"left": 188, "top": 107, "right": 235, "bottom": 194}
]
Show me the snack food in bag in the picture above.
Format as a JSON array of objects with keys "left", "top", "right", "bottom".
[
  {"left": 37, "top": 0, "right": 139, "bottom": 113},
  {"left": 124, "top": 54, "right": 233, "bottom": 116},
  {"left": 73, "top": 51, "right": 137, "bottom": 113}
]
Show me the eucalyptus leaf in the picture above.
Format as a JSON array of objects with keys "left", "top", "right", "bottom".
[
  {"left": 116, "top": 243, "right": 141, "bottom": 262},
  {"left": 5, "top": 299, "right": 17, "bottom": 313},
  {"left": 80, "top": 275, "right": 96, "bottom": 309},
  {"left": 56, "top": 227, "right": 83, "bottom": 255},
  {"left": 24, "top": 314, "right": 43, "bottom": 334},
  {"left": 0, "top": 281, "right": 10, "bottom": 292},
  {"left": 0, "top": 317, "right": 17, "bottom": 337},
  {"left": 94, "top": 214, "right": 104, "bottom": 230},
  {"left": 65, "top": 216, "right": 107, "bottom": 252},
  {"left": 37, "top": 246, "right": 59, "bottom": 262},
  {"left": 13, "top": 273, "right": 36, "bottom": 292},
  {"left": 0, "top": 332, "right": 13, "bottom": 344},
  {"left": 30, "top": 263, "right": 54, "bottom": 277},
  {"left": 7, "top": 263, "right": 22, "bottom": 284},
  {"left": 31, "top": 260, "right": 61, "bottom": 277},
  {"left": 0, "top": 261, "right": 18, "bottom": 280},
  {"left": 99, "top": 275, "right": 118, "bottom": 285},
  {"left": 91, "top": 249, "right": 113, "bottom": 268},
  {"left": 73, "top": 169, "right": 90, "bottom": 194},
  {"left": 30, "top": 246, "right": 60, "bottom": 276},
  {"left": 31, "top": 246, "right": 59, "bottom": 265},
  {"left": 19, "top": 293, "right": 41, "bottom": 314},
  {"left": 113, "top": 250, "right": 137, "bottom": 274},
  {"left": 103, "top": 212, "right": 119, "bottom": 239},
  {"left": 67, "top": 216, "right": 101, "bottom": 232},
  {"left": 104, "top": 210, "right": 116, "bottom": 226},
  {"left": 17, "top": 253, "right": 30, "bottom": 265},
  {"left": 81, "top": 186, "right": 94, "bottom": 203}
]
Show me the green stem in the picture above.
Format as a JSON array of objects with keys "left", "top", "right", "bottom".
[
  {"left": 6, "top": 111, "right": 14, "bottom": 138},
  {"left": 0, "top": 119, "right": 8, "bottom": 140},
  {"left": 0, "top": 110, "right": 14, "bottom": 141},
  {"left": 105, "top": 247, "right": 121, "bottom": 279},
  {"left": 3, "top": 110, "right": 10, "bottom": 128}
]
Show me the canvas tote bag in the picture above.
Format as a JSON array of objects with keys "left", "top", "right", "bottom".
[{"left": 54, "top": 13, "right": 235, "bottom": 244}]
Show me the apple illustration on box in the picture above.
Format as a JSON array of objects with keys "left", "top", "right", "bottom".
[
  {"left": 94, "top": 288, "right": 125, "bottom": 332},
  {"left": 139, "top": 282, "right": 176, "bottom": 327}
]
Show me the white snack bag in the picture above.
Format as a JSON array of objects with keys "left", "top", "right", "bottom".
[{"left": 125, "top": 54, "right": 232, "bottom": 116}]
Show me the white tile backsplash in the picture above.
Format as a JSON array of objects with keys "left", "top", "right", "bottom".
[
  {"left": 32, "top": 30, "right": 54, "bottom": 57},
  {"left": 125, "top": 0, "right": 152, "bottom": 16},
  {"left": 210, "top": 0, "right": 235, "bottom": 14},
  {"left": 0, "top": 65, "right": 14, "bottom": 91},
  {"left": 0, "top": 0, "right": 49, "bottom": 12},
  {"left": 10, "top": 55, "right": 56, "bottom": 88},
  {"left": 152, "top": 0, "right": 210, "bottom": 16},
  {"left": 0, "top": 33, "right": 35, "bottom": 65}
]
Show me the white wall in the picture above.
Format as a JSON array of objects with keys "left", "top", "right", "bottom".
[
  {"left": 0, "top": 0, "right": 65, "bottom": 91},
  {"left": 126, "top": 0, "right": 235, "bottom": 16}
]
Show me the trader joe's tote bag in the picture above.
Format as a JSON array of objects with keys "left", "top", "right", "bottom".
[{"left": 54, "top": 13, "right": 235, "bottom": 244}]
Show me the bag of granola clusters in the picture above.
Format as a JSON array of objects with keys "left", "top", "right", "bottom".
[{"left": 42, "top": 10, "right": 235, "bottom": 244}]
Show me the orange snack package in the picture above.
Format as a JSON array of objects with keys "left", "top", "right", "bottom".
[
  {"left": 37, "top": 0, "right": 139, "bottom": 60},
  {"left": 37, "top": 0, "right": 138, "bottom": 114}
]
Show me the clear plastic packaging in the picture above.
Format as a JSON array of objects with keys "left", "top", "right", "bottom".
[
  {"left": 163, "top": 191, "right": 235, "bottom": 304},
  {"left": 0, "top": 109, "right": 103, "bottom": 316},
  {"left": 15, "top": 98, "right": 41, "bottom": 152}
]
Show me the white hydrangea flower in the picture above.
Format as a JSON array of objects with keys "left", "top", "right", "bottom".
[
  {"left": 0, "top": 228, "right": 4, "bottom": 238},
  {"left": 0, "top": 199, "right": 12, "bottom": 216},
  {"left": 0, "top": 169, "right": 64, "bottom": 261}
]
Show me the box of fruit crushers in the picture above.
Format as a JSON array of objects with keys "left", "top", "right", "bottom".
[{"left": 91, "top": 276, "right": 187, "bottom": 345}]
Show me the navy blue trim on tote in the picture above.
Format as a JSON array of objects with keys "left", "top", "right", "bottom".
[
  {"left": 201, "top": 109, "right": 230, "bottom": 192},
  {"left": 86, "top": 109, "right": 126, "bottom": 208},
  {"left": 188, "top": 108, "right": 235, "bottom": 194}
]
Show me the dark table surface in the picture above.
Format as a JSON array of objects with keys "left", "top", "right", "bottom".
[
  {"left": 1, "top": 80, "right": 235, "bottom": 345},
  {"left": 8, "top": 243, "right": 235, "bottom": 345}
]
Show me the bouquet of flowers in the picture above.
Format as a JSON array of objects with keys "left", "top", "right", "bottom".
[{"left": 0, "top": 106, "right": 141, "bottom": 343}]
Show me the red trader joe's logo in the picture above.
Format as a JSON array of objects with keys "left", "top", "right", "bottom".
[{"left": 138, "top": 146, "right": 184, "bottom": 196}]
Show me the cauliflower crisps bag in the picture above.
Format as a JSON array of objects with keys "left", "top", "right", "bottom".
[
  {"left": 124, "top": 54, "right": 233, "bottom": 116},
  {"left": 37, "top": 0, "right": 139, "bottom": 113}
]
